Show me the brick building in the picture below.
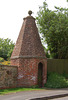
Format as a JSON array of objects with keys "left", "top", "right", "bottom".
[{"left": 11, "top": 11, "right": 47, "bottom": 87}]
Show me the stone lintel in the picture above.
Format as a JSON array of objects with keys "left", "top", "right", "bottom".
[{"left": 11, "top": 56, "right": 46, "bottom": 59}]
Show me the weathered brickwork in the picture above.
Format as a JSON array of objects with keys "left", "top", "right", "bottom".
[
  {"left": 11, "top": 58, "right": 47, "bottom": 87},
  {"left": 0, "top": 65, "right": 18, "bottom": 89},
  {"left": 11, "top": 58, "right": 19, "bottom": 67},
  {"left": 11, "top": 11, "right": 47, "bottom": 87},
  {"left": 11, "top": 16, "right": 46, "bottom": 58}
]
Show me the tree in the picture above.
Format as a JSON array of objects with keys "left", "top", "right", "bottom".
[
  {"left": 0, "top": 38, "right": 15, "bottom": 60},
  {"left": 36, "top": 2, "right": 68, "bottom": 59}
]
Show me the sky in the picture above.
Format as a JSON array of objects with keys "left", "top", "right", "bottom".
[{"left": 0, "top": 0, "right": 68, "bottom": 43}]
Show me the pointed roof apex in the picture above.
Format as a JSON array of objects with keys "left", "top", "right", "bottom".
[
  {"left": 23, "top": 10, "right": 35, "bottom": 20},
  {"left": 11, "top": 11, "right": 46, "bottom": 59}
]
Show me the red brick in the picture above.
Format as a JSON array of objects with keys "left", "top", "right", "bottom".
[{"left": 11, "top": 11, "right": 47, "bottom": 87}]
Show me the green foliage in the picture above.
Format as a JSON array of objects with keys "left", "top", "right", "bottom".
[
  {"left": 7, "top": 49, "right": 13, "bottom": 59},
  {"left": 0, "top": 38, "right": 15, "bottom": 60},
  {"left": 62, "top": 72, "right": 68, "bottom": 79},
  {"left": 45, "top": 73, "right": 68, "bottom": 88},
  {"left": 36, "top": 1, "right": 68, "bottom": 59},
  {"left": 0, "top": 57, "right": 4, "bottom": 62},
  {"left": 43, "top": 46, "right": 50, "bottom": 58}
]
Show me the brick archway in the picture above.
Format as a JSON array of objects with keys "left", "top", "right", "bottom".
[{"left": 38, "top": 62, "right": 43, "bottom": 87}]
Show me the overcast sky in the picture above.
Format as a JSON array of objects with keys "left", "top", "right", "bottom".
[{"left": 0, "top": 0, "right": 68, "bottom": 43}]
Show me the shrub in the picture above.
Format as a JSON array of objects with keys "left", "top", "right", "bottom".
[
  {"left": 0, "top": 57, "right": 4, "bottom": 62},
  {"left": 45, "top": 73, "right": 68, "bottom": 88},
  {"left": 62, "top": 72, "right": 68, "bottom": 79},
  {"left": 1, "top": 61, "right": 10, "bottom": 65}
]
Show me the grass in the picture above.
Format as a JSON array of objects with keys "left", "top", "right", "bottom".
[
  {"left": 0, "top": 87, "right": 43, "bottom": 95},
  {"left": 0, "top": 73, "right": 68, "bottom": 95}
]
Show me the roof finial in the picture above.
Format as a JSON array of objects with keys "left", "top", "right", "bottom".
[{"left": 28, "top": 10, "right": 32, "bottom": 16}]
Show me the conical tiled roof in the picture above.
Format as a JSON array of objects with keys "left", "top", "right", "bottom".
[{"left": 11, "top": 12, "right": 46, "bottom": 59}]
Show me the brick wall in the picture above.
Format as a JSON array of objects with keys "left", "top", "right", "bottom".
[
  {"left": 11, "top": 58, "right": 47, "bottom": 87},
  {"left": 0, "top": 65, "right": 18, "bottom": 89}
]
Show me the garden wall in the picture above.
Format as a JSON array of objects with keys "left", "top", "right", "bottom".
[
  {"left": 0, "top": 65, "right": 18, "bottom": 89},
  {"left": 47, "top": 59, "right": 68, "bottom": 74}
]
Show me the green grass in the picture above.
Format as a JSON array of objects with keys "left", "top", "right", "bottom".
[
  {"left": 0, "top": 87, "right": 43, "bottom": 95},
  {"left": 1, "top": 73, "right": 68, "bottom": 95},
  {"left": 45, "top": 72, "right": 68, "bottom": 88}
]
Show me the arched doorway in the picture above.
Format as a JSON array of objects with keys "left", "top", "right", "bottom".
[{"left": 38, "top": 62, "right": 43, "bottom": 87}]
